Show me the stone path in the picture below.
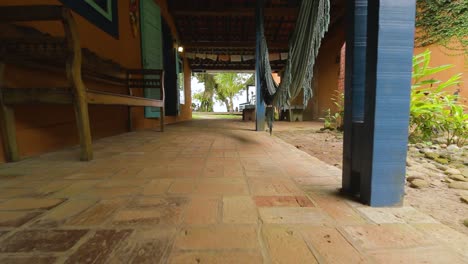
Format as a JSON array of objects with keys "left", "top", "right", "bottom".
[{"left": 0, "top": 118, "right": 467, "bottom": 263}]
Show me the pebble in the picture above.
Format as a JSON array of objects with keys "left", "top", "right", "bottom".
[
  {"left": 460, "top": 196, "right": 468, "bottom": 204},
  {"left": 448, "top": 181, "right": 468, "bottom": 191},
  {"left": 448, "top": 174, "right": 468, "bottom": 182},
  {"left": 445, "top": 168, "right": 462, "bottom": 175},
  {"left": 439, "top": 152, "right": 451, "bottom": 159},
  {"left": 406, "top": 158, "right": 416, "bottom": 167},
  {"left": 407, "top": 175, "right": 425, "bottom": 182},
  {"left": 407, "top": 169, "right": 429, "bottom": 179},
  {"left": 423, "top": 162, "right": 438, "bottom": 170},
  {"left": 409, "top": 179, "right": 429, "bottom": 189},
  {"left": 461, "top": 168, "right": 468, "bottom": 177},
  {"left": 442, "top": 178, "right": 453, "bottom": 183},
  {"left": 434, "top": 163, "right": 448, "bottom": 171},
  {"left": 424, "top": 152, "right": 439, "bottom": 160},
  {"left": 447, "top": 144, "right": 460, "bottom": 152},
  {"left": 435, "top": 158, "right": 449, "bottom": 165}
]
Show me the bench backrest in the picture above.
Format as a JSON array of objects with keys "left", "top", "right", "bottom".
[
  {"left": 127, "top": 69, "right": 165, "bottom": 101},
  {"left": 0, "top": 5, "right": 165, "bottom": 101},
  {"left": 0, "top": 5, "right": 81, "bottom": 79}
]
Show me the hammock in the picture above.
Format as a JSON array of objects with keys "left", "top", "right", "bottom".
[{"left": 258, "top": 0, "right": 330, "bottom": 131}]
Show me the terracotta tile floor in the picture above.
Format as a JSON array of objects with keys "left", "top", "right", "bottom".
[{"left": 0, "top": 118, "right": 467, "bottom": 263}]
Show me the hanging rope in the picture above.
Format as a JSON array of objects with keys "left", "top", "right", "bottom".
[{"left": 259, "top": 0, "right": 330, "bottom": 109}]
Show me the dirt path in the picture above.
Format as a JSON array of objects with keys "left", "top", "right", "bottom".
[{"left": 274, "top": 121, "right": 468, "bottom": 235}]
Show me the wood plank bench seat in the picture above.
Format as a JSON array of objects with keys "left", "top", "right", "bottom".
[
  {"left": 280, "top": 105, "right": 304, "bottom": 122},
  {"left": 0, "top": 5, "right": 165, "bottom": 162}
]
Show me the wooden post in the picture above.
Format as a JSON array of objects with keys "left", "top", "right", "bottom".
[
  {"left": 159, "top": 106, "right": 165, "bottom": 132},
  {"left": 342, "top": 0, "right": 416, "bottom": 206},
  {"left": 342, "top": 0, "right": 368, "bottom": 196},
  {"left": 362, "top": 0, "right": 415, "bottom": 206},
  {"left": 159, "top": 70, "right": 165, "bottom": 132},
  {"left": 0, "top": 63, "right": 19, "bottom": 162},
  {"left": 62, "top": 9, "right": 93, "bottom": 161},
  {"left": 126, "top": 71, "right": 133, "bottom": 132},
  {"left": 255, "top": 0, "right": 265, "bottom": 131}
]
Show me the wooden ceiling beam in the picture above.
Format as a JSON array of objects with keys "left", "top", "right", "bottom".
[
  {"left": 173, "top": 7, "right": 297, "bottom": 17},
  {"left": 184, "top": 41, "right": 288, "bottom": 49},
  {"left": 190, "top": 65, "right": 284, "bottom": 72}
]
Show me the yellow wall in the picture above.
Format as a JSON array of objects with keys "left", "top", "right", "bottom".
[{"left": 0, "top": 0, "right": 191, "bottom": 162}]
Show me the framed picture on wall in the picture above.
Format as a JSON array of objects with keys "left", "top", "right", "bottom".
[{"left": 59, "top": 0, "right": 119, "bottom": 38}]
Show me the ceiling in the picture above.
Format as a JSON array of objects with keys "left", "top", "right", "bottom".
[{"left": 168, "top": 0, "right": 345, "bottom": 72}]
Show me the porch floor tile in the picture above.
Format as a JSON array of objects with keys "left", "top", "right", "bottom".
[{"left": 0, "top": 118, "right": 466, "bottom": 263}]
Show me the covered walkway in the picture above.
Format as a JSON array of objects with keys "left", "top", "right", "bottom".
[{"left": 0, "top": 118, "right": 467, "bottom": 263}]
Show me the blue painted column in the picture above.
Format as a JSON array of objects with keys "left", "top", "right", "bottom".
[
  {"left": 342, "top": 0, "right": 368, "bottom": 196},
  {"left": 255, "top": 0, "right": 265, "bottom": 131},
  {"left": 342, "top": 0, "right": 416, "bottom": 206},
  {"left": 362, "top": 0, "right": 416, "bottom": 206}
]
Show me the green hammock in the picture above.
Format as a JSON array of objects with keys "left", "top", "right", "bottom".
[{"left": 259, "top": 0, "right": 330, "bottom": 131}]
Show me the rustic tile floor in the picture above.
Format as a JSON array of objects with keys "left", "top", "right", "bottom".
[{"left": 0, "top": 118, "right": 467, "bottom": 263}]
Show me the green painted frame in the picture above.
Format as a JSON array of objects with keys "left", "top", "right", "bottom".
[
  {"left": 84, "top": 0, "right": 113, "bottom": 21},
  {"left": 59, "top": 0, "right": 119, "bottom": 38},
  {"left": 140, "top": 0, "right": 163, "bottom": 118}
]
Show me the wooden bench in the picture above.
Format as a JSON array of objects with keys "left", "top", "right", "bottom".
[
  {"left": 242, "top": 105, "right": 256, "bottom": 121},
  {"left": 280, "top": 105, "right": 304, "bottom": 122},
  {"left": 0, "top": 5, "right": 165, "bottom": 162}
]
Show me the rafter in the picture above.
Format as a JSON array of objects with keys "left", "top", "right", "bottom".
[
  {"left": 172, "top": 8, "right": 298, "bottom": 17},
  {"left": 184, "top": 41, "right": 288, "bottom": 49}
]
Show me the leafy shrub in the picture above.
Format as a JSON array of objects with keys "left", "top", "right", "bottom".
[{"left": 409, "top": 50, "right": 467, "bottom": 145}]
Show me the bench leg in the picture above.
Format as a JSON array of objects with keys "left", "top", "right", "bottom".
[
  {"left": 0, "top": 104, "right": 19, "bottom": 162},
  {"left": 73, "top": 98, "right": 93, "bottom": 161},
  {"left": 68, "top": 72, "right": 92, "bottom": 161},
  {"left": 0, "top": 63, "right": 19, "bottom": 162},
  {"left": 63, "top": 9, "right": 93, "bottom": 161},
  {"left": 160, "top": 107, "right": 165, "bottom": 132},
  {"left": 128, "top": 106, "right": 133, "bottom": 132}
]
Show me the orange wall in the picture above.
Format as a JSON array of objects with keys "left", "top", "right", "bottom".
[
  {"left": 304, "top": 28, "right": 467, "bottom": 121},
  {"left": 0, "top": 0, "right": 191, "bottom": 162},
  {"left": 303, "top": 23, "right": 345, "bottom": 120},
  {"left": 414, "top": 45, "right": 467, "bottom": 105}
]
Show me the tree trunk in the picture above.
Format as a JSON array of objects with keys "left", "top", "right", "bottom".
[
  {"left": 224, "top": 100, "right": 230, "bottom": 112},
  {"left": 228, "top": 96, "right": 235, "bottom": 112},
  {"left": 200, "top": 74, "right": 215, "bottom": 112},
  {"left": 202, "top": 86, "right": 214, "bottom": 112}
]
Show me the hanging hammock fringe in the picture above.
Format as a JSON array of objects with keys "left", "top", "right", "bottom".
[{"left": 259, "top": 0, "right": 330, "bottom": 108}]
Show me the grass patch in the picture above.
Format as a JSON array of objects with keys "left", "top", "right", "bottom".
[{"left": 192, "top": 113, "right": 241, "bottom": 120}]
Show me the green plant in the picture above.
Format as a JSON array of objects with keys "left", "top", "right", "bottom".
[
  {"left": 323, "top": 109, "right": 333, "bottom": 129},
  {"left": 409, "top": 50, "right": 467, "bottom": 145},
  {"left": 323, "top": 91, "right": 345, "bottom": 131},
  {"left": 440, "top": 103, "right": 468, "bottom": 146},
  {"left": 331, "top": 91, "right": 344, "bottom": 131}
]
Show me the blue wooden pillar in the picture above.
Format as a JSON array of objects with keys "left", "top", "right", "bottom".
[
  {"left": 342, "top": 0, "right": 368, "bottom": 196},
  {"left": 342, "top": 0, "right": 416, "bottom": 206},
  {"left": 255, "top": 0, "right": 265, "bottom": 131}
]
